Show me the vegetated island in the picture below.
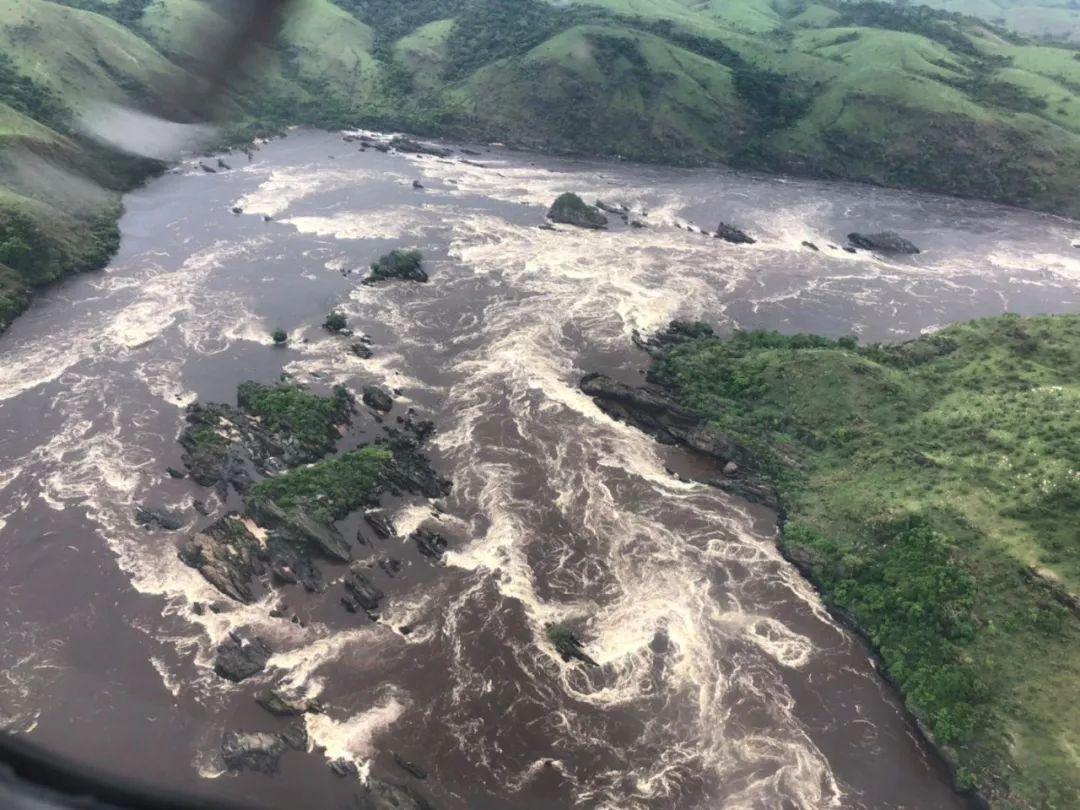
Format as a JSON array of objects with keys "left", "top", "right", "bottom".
[{"left": 584, "top": 313, "right": 1080, "bottom": 808}]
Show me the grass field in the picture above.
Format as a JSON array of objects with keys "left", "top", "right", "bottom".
[{"left": 650, "top": 314, "right": 1080, "bottom": 807}]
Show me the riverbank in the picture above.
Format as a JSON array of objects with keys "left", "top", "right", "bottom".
[{"left": 585, "top": 314, "right": 1080, "bottom": 807}]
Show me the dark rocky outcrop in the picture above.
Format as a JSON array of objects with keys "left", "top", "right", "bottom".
[
  {"left": 579, "top": 373, "right": 747, "bottom": 465},
  {"left": 256, "top": 689, "right": 322, "bottom": 717},
  {"left": 265, "top": 534, "right": 326, "bottom": 592},
  {"left": 380, "top": 415, "right": 451, "bottom": 500},
  {"left": 632, "top": 320, "right": 713, "bottom": 355},
  {"left": 350, "top": 340, "right": 374, "bottom": 359},
  {"left": 221, "top": 731, "right": 285, "bottom": 774},
  {"left": 364, "top": 510, "right": 395, "bottom": 539},
  {"left": 221, "top": 722, "right": 307, "bottom": 774},
  {"left": 134, "top": 505, "right": 183, "bottom": 531},
  {"left": 547, "top": 193, "right": 608, "bottom": 230},
  {"left": 802, "top": 241, "right": 819, "bottom": 251},
  {"left": 248, "top": 498, "right": 353, "bottom": 562},
  {"left": 714, "top": 222, "right": 756, "bottom": 244},
  {"left": 412, "top": 529, "right": 448, "bottom": 561},
  {"left": 214, "top": 632, "right": 272, "bottom": 682},
  {"left": 847, "top": 231, "right": 921, "bottom": 254},
  {"left": 180, "top": 516, "right": 263, "bottom": 603},
  {"left": 343, "top": 564, "right": 385, "bottom": 613},
  {"left": 390, "top": 137, "right": 452, "bottom": 158},
  {"left": 363, "top": 385, "right": 394, "bottom": 412}
]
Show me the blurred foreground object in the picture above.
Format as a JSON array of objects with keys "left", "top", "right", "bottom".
[{"left": 80, "top": 0, "right": 296, "bottom": 159}]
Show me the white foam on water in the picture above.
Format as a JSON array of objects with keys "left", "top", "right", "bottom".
[
  {"left": 280, "top": 208, "right": 427, "bottom": 242},
  {"left": 304, "top": 690, "right": 408, "bottom": 767},
  {"left": 233, "top": 165, "right": 408, "bottom": 218}
]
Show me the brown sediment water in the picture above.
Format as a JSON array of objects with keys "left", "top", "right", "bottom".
[{"left": 0, "top": 129, "right": 1077, "bottom": 809}]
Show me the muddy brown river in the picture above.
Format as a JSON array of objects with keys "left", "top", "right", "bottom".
[{"left": 0, "top": 130, "right": 1077, "bottom": 809}]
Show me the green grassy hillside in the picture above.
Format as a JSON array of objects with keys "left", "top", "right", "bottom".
[
  {"left": 1, "top": 0, "right": 1079, "bottom": 333},
  {"left": 650, "top": 314, "right": 1080, "bottom": 808}
]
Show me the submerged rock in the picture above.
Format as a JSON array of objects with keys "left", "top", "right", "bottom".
[
  {"left": 847, "top": 231, "right": 921, "bottom": 254},
  {"left": 214, "top": 632, "right": 272, "bottom": 682},
  {"left": 547, "top": 193, "right": 608, "bottom": 230},
  {"left": 358, "top": 778, "right": 436, "bottom": 810},
  {"left": 714, "top": 222, "right": 756, "bottom": 244},
  {"left": 134, "top": 505, "right": 183, "bottom": 532},
  {"left": 393, "top": 753, "right": 428, "bottom": 780},
  {"left": 802, "top": 241, "right": 819, "bottom": 251}
]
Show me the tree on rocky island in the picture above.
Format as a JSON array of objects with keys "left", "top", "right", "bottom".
[
  {"left": 323, "top": 311, "right": 347, "bottom": 333},
  {"left": 366, "top": 249, "right": 427, "bottom": 284}
]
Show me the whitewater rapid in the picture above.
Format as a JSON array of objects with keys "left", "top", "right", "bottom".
[{"left": 0, "top": 129, "right": 1076, "bottom": 809}]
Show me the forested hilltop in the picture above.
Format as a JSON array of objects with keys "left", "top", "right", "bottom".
[{"left": 2, "top": 0, "right": 1080, "bottom": 330}]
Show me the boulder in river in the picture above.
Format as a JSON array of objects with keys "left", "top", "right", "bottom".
[
  {"left": 362, "top": 385, "right": 394, "bottom": 412},
  {"left": 847, "top": 231, "right": 921, "bottom": 254},
  {"left": 221, "top": 721, "right": 307, "bottom": 775},
  {"left": 547, "top": 193, "right": 608, "bottom": 230},
  {"left": 221, "top": 731, "right": 286, "bottom": 774},
  {"left": 214, "top": 632, "right": 272, "bottom": 682},
  {"left": 714, "top": 222, "right": 756, "bottom": 245}
]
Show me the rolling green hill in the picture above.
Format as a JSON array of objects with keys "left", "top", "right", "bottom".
[{"left": 1, "top": 0, "right": 1079, "bottom": 332}]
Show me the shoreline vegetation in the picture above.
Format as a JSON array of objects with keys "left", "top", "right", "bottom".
[
  {"left": 584, "top": 314, "right": 1080, "bottom": 808},
  {"left": 3, "top": 0, "right": 1080, "bottom": 334}
]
